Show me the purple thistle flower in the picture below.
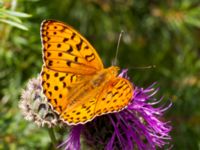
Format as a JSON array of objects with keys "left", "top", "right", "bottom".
[{"left": 59, "top": 70, "right": 172, "bottom": 150}]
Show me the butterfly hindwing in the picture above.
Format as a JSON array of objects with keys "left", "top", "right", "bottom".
[
  {"left": 59, "top": 77, "right": 133, "bottom": 125},
  {"left": 41, "top": 66, "right": 82, "bottom": 114},
  {"left": 59, "top": 79, "right": 102, "bottom": 125},
  {"left": 60, "top": 97, "right": 97, "bottom": 125},
  {"left": 94, "top": 77, "right": 133, "bottom": 116}
]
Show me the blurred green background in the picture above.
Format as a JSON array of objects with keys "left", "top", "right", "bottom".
[{"left": 0, "top": 0, "right": 200, "bottom": 149}]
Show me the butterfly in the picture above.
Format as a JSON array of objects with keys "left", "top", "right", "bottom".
[{"left": 40, "top": 20, "right": 134, "bottom": 125}]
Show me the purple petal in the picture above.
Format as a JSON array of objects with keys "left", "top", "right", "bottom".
[
  {"left": 58, "top": 125, "right": 83, "bottom": 150},
  {"left": 118, "top": 69, "right": 128, "bottom": 78}
]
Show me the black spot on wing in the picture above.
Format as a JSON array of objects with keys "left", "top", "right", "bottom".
[
  {"left": 48, "top": 60, "right": 53, "bottom": 66},
  {"left": 71, "top": 33, "right": 75, "bottom": 39},
  {"left": 58, "top": 53, "right": 62, "bottom": 57},
  {"left": 47, "top": 44, "right": 51, "bottom": 48},
  {"left": 60, "top": 26, "right": 68, "bottom": 32},
  {"left": 70, "top": 75, "right": 76, "bottom": 82},
  {"left": 85, "top": 53, "right": 95, "bottom": 62},
  {"left": 76, "top": 39, "right": 83, "bottom": 51},
  {"left": 47, "top": 52, "right": 51, "bottom": 57},
  {"left": 57, "top": 43, "right": 61, "bottom": 48},
  {"left": 48, "top": 91, "right": 52, "bottom": 96},
  {"left": 54, "top": 72, "right": 58, "bottom": 77},
  {"left": 74, "top": 56, "right": 78, "bottom": 62},
  {"left": 59, "top": 76, "right": 65, "bottom": 81},
  {"left": 113, "top": 92, "right": 119, "bottom": 96},
  {"left": 84, "top": 45, "right": 89, "bottom": 49},
  {"left": 46, "top": 82, "right": 50, "bottom": 87},
  {"left": 67, "top": 46, "right": 73, "bottom": 53},
  {"left": 76, "top": 112, "right": 80, "bottom": 115},
  {"left": 54, "top": 99, "right": 57, "bottom": 104},
  {"left": 46, "top": 74, "right": 50, "bottom": 79},
  {"left": 54, "top": 86, "right": 58, "bottom": 91},
  {"left": 58, "top": 106, "right": 62, "bottom": 111},
  {"left": 63, "top": 38, "right": 69, "bottom": 42},
  {"left": 63, "top": 82, "right": 66, "bottom": 88},
  {"left": 42, "top": 81, "right": 45, "bottom": 85},
  {"left": 41, "top": 71, "right": 45, "bottom": 76},
  {"left": 66, "top": 61, "right": 71, "bottom": 67}
]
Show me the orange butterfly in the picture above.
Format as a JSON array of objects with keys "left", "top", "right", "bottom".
[{"left": 40, "top": 20, "right": 134, "bottom": 125}]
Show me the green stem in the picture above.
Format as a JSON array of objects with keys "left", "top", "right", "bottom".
[{"left": 48, "top": 128, "right": 57, "bottom": 149}]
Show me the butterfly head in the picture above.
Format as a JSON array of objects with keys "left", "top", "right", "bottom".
[{"left": 107, "top": 66, "right": 120, "bottom": 77}]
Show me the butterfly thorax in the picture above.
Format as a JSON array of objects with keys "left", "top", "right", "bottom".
[{"left": 91, "top": 66, "right": 119, "bottom": 87}]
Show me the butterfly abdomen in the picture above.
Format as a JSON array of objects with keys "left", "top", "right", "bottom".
[{"left": 91, "top": 72, "right": 107, "bottom": 87}]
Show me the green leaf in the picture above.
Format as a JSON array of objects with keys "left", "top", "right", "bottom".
[
  {"left": 0, "top": 19, "right": 28, "bottom": 30},
  {"left": 0, "top": 12, "right": 22, "bottom": 23},
  {"left": 185, "top": 17, "right": 200, "bottom": 28},
  {"left": 1, "top": 9, "right": 31, "bottom": 18}
]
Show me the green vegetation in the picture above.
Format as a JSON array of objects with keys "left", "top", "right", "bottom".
[{"left": 1, "top": 0, "right": 200, "bottom": 149}]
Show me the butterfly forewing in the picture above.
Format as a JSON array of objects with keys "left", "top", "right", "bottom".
[{"left": 41, "top": 20, "right": 104, "bottom": 75}]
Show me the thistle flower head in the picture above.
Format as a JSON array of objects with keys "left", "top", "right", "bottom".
[{"left": 19, "top": 76, "right": 62, "bottom": 127}]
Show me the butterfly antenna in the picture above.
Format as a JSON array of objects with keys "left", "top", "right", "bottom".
[
  {"left": 113, "top": 30, "right": 124, "bottom": 66},
  {"left": 128, "top": 65, "right": 156, "bottom": 70}
]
